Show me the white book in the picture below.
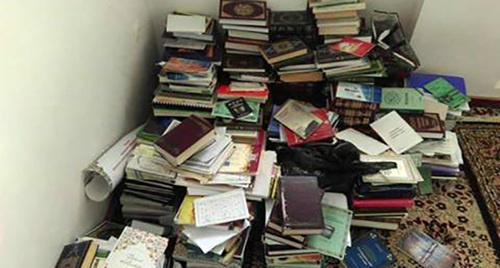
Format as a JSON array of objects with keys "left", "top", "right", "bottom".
[
  {"left": 336, "top": 128, "right": 389, "bottom": 155},
  {"left": 228, "top": 30, "right": 269, "bottom": 41},
  {"left": 194, "top": 189, "right": 250, "bottom": 227},
  {"left": 166, "top": 14, "right": 206, "bottom": 33},
  {"left": 370, "top": 111, "right": 423, "bottom": 154},
  {"left": 222, "top": 24, "right": 269, "bottom": 33}
]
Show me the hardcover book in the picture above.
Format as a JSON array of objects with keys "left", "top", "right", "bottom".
[
  {"left": 223, "top": 54, "right": 266, "bottom": 73},
  {"left": 225, "top": 98, "right": 253, "bottom": 119},
  {"left": 331, "top": 37, "right": 375, "bottom": 57},
  {"left": 161, "top": 57, "right": 213, "bottom": 75},
  {"left": 260, "top": 36, "right": 308, "bottom": 64},
  {"left": 397, "top": 229, "right": 457, "bottom": 268},
  {"left": 352, "top": 197, "right": 414, "bottom": 209},
  {"left": 336, "top": 82, "right": 382, "bottom": 103},
  {"left": 217, "top": 84, "right": 269, "bottom": 103},
  {"left": 343, "top": 231, "right": 396, "bottom": 268},
  {"left": 274, "top": 99, "right": 324, "bottom": 139},
  {"left": 283, "top": 109, "right": 334, "bottom": 146},
  {"left": 317, "top": 44, "right": 361, "bottom": 67},
  {"left": 269, "top": 11, "right": 314, "bottom": 35},
  {"left": 380, "top": 87, "right": 425, "bottom": 113},
  {"left": 154, "top": 115, "right": 216, "bottom": 166},
  {"left": 55, "top": 241, "right": 97, "bottom": 268},
  {"left": 280, "top": 176, "right": 325, "bottom": 235},
  {"left": 219, "top": 0, "right": 268, "bottom": 26},
  {"left": 401, "top": 113, "right": 445, "bottom": 139}
]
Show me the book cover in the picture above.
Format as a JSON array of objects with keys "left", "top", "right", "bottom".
[
  {"left": 380, "top": 88, "right": 425, "bottom": 113},
  {"left": 55, "top": 241, "right": 93, "bottom": 268},
  {"left": 223, "top": 54, "right": 266, "bottom": 71},
  {"left": 217, "top": 84, "right": 269, "bottom": 103},
  {"left": 274, "top": 99, "right": 324, "bottom": 139},
  {"left": 343, "top": 231, "right": 395, "bottom": 268},
  {"left": 336, "top": 82, "right": 382, "bottom": 103},
  {"left": 401, "top": 113, "right": 445, "bottom": 136},
  {"left": 353, "top": 197, "right": 414, "bottom": 209},
  {"left": 219, "top": 0, "right": 267, "bottom": 21},
  {"left": 407, "top": 73, "right": 466, "bottom": 95},
  {"left": 260, "top": 36, "right": 308, "bottom": 63},
  {"left": 105, "top": 227, "right": 169, "bottom": 268},
  {"left": 306, "top": 205, "right": 353, "bottom": 260},
  {"left": 397, "top": 229, "right": 457, "bottom": 268},
  {"left": 317, "top": 44, "right": 360, "bottom": 64},
  {"left": 225, "top": 98, "right": 253, "bottom": 119},
  {"left": 161, "top": 57, "right": 212, "bottom": 74},
  {"left": 269, "top": 11, "right": 314, "bottom": 35},
  {"left": 280, "top": 176, "right": 325, "bottom": 235},
  {"left": 331, "top": 37, "right": 375, "bottom": 57},
  {"left": 154, "top": 115, "right": 214, "bottom": 160},
  {"left": 283, "top": 109, "right": 334, "bottom": 146},
  {"left": 370, "top": 111, "right": 423, "bottom": 154}
]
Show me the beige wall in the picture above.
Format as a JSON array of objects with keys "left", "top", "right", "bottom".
[{"left": 411, "top": 0, "right": 500, "bottom": 97}]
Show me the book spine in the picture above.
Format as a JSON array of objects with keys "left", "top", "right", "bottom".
[
  {"left": 334, "top": 108, "right": 374, "bottom": 118},
  {"left": 333, "top": 98, "right": 379, "bottom": 110},
  {"left": 353, "top": 198, "right": 414, "bottom": 209},
  {"left": 341, "top": 116, "right": 371, "bottom": 126}
]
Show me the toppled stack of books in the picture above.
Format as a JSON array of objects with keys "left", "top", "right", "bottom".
[
  {"left": 261, "top": 36, "right": 322, "bottom": 83},
  {"left": 309, "top": 0, "right": 366, "bottom": 37},
  {"left": 220, "top": 0, "right": 269, "bottom": 56},
  {"left": 270, "top": 99, "right": 336, "bottom": 146},
  {"left": 172, "top": 189, "right": 253, "bottom": 267},
  {"left": 351, "top": 155, "right": 422, "bottom": 231},
  {"left": 155, "top": 13, "right": 219, "bottom": 118},
  {"left": 328, "top": 82, "right": 380, "bottom": 127}
]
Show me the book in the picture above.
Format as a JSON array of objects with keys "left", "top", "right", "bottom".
[
  {"left": 280, "top": 176, "right": 324, "bottom": 235},
  {"left": 336, "top": 82, "right": 382, "bottom": 103},
  {"left": 222, "top": 24, "right": 269, "bottom": 33},
  {"left": 217, "top": 84, "right": 269, "bottom": 103},
  {"left": 166, "top": 14, "right": 206, "bottom": 33},
  {"left": 317, "top": 17, "right": 361, "bottom": 28},
  {"left": 194, "top": 189, "right": 250, "bottom": 227},
  {"left": 350, "top": 219, "right": 399, "bottom": 230},
  {"left": 361, "top": 154, "right": 423, "bottom": 184},
  {"left": 280, "top": 71, "right": 324, "bottom": 83},
  {"left": 309, "top": 0, "right": 359, "bottom": 8},
  {"left": 274, "top": 99, "right": 324, "bottom": 139},
  {"left": 397, "top": 229, "right": 457, "bottom": 268},
  {"left": 317, "top": 44, "right": 362, "bottom": 69},
  {"left": 315, "top": 10, "right": 359, "bottom": 20},
  {"left": 225, "top": 98, "right": 253, "bottom": 119},
  {"left": 219, "top": 0, "right": 268, "bottom": 26},
  {"left": 417, "top": 166, "right": 433, "bottom": 195},
  {"left": 353, "top": 197, "right": 414, "bottom": 209},
  {"left": 228, "top": 30, "right": 269, "bottom": 41},
  {"left": 283, "top": 109, "right": 334, "bottom": 146},
  {"left": 335, "top": 128, "right": 389, "bottom": 155},
  {"left": 343, "top": 231, "right": 396, "bottom": 268},
  {"left": 223, "top": 54, "right": 266, "bottom": 73},
  {"left": 266, "top": 253, "right": 322, "bottom": 265},
  {"left": 260, "top": 36, "right": 309, "bottom": 64},
  {"left": 264, "top": 229, "right": 305, "bottom": 249},
  {"left": 306, "top": 205, "right": 352, "bottom": 260},
  {"left": 370, "top": 111, "right": 423, "bottom": 154},
  {"left": 160, "top": 57, "right": 213, "bottom": 75},
  {"left": 407, "top": 73, "right": 467, "bottom": 95},
  {"left": 401, "top": 113, "right": 446, "bottom": 139},
  {"left": 105, "top": 227, "right": 169, "bottom": 268},
  {"left": 312, "top": 0, "right": 366, "bottom": 14},
  {"left": 380, "top": 88, "right": 425, "bottom": 113},
  {"left": 319, "top": 26, "right": 360, "bottom": 36},
  {"left": 55, "top": 241, "right": 97, "bottom": 268},
  {"left": 424, "top": 78, "right": 471, "bottom": 109},
  {"left": 269, "top": 11, "right": 314, "bottom": 36},
  {"left": 154, "top": 115, "right": 215, "bottom": 166},
  {"left": 330, "top": 37, "right": 375, "bottom": 57}
]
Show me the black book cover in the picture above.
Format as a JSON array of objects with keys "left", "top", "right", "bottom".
[
  {"left": 55, "top": 241, "right": 91, "bottom": 268},
  {"left": 316, "top": 44, "right": 360, "bottom": 64},
  {"left": 223, "top": 54, "right": 266, "bottom": 70}
]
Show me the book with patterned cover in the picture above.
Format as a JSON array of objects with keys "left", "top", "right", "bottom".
[
  {"left": 219, "top": 0, "right": 267, "bottom": 21},
  {"left": 260, "top": 36, "right": 308, "bottom": 63},
  {"left": 317, "top": 44, "right": 360, "bottom": 64},
  {"left": 160, "top": 57, "right": 213, "bottom": 74},
  {"left": 343, "top": 231, "right": 395, "bottom": 268},
  {"left": 400, "top": 113, "right": 445, "bottom": 137}
]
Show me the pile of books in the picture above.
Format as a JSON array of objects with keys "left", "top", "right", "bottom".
[
  {"left": 309, "top": 0, "right": 366, "bottom": 37},
  {"left": 154, "top": 13, "right": 219, "bottom": 118},
  {"left": 220, "top": 0, "right": 270, "bottom": 57}
]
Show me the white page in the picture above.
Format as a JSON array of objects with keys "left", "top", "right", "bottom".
[
  {"left": 194, "top": 189, "right": 249, "bottom": 227},
  {"left": 248, "top": 151, "right": 276, "bottom": 199},
  {"left": 264, "top": 199, "right": 276, "bottom": 226},
  {"left": 336, "top": 128, "right": 389, "bottom": 155},
  {"left": 166, "top": 14, "right": 206, "bottom": 33},
  {"left": 370, "top": 111, "right": 423, "bottom": 154}
]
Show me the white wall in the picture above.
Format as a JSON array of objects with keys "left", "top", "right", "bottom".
[
  {"left": 411, "top": 0, "right": 500, "bottom": 97},
  {"left": 0, "top": 0, "right": 163, "bottom": 267}
]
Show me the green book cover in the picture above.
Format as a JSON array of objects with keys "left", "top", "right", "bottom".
[
  {"left": 306, "top": 205, "right": 352, "bottom": 260},
  {"left": 417, "top": 166, "right": 433, "bottom": 195},
  {"left": 380, "top": 87, "right": 425, "bottom": 113},
  {"left": 212, "top": 100, "right": 260, "bottom": 123}
]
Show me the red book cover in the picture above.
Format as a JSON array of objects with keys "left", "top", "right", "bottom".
[
  {"left": 217, "top": 84, "right": 269, "bottom": 98},
  {"left": 353, "top": 197, "right": 414, "bottom": 209},
  {"left": 248, "top": 129, "right": 266, "bottom": 174},
  {"left": 283, "top": 109, "right": 334, "bottom": 146},
  {"left": 331, "top": 37, "right": 375, "bottom": 57}
]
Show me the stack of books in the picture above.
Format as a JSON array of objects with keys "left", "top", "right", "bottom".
[
  {"left": 309, "top": 0, "right": 366, "bottom": 37},
  {"left": 220, "top": 0, "right": 270, "bottom": 56},
  {"left": 328, "top": 82, "right": 380, "bottom": 127},
  {"left": 163, "top": 13, "right": 221, "bottom": 65},
  {"left": 270, "top": 99, "right": 336, "bottom": 146},
  {"left": 264, "top": 176, "right": 325, "bottom": 267},
  {"left": 351, "top": 155, "right": 423, "bottom": 231},
  {"left": 172, "top": 190, "right": 253, "bottom": 267},
  {"left": 261, "top": 36, "right": 323, "bottom": 83},
  {"left": 269, "top": 10, "right": 317, "bottom": 47}
]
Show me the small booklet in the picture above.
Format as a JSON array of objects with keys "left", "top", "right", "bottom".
[
  {"left": 225, "top": 98, "right": 253, "bottom": 119},
  {"left": 398, "top": 229, "right": 457, "bottom": 268},
  {"left": 194, "top": 189, "right": 250, "bottom": 227},
  {"left": 274, "top": 99, "right": 324, "bottom": 139},
  {"left": 370, "top": 111, "right": 423, "bottom": 154}
]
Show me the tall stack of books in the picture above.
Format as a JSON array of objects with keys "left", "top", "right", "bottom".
[
  {"left": 328, "top": 82, "right": 380, "bottom": 127},
  {"left": 220, "top": 0, "right": 270, "bottom": 57},
  {"left": 155, "top": 13, "right": 218, "bottom": 118},
  {"left": 351, "top": 155, "right": 422, "bottom": 231},
  {"left": 309, "top": 0, "right": 366, "bottom": 37}
]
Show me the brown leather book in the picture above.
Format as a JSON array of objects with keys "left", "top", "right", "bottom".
[
  {"left": 401, "top": 113, "right": 445, "bottom": 139},
  {"left": 154, "top": 115, "right": 215, "bottom": 166},
  {"left": 280, "top": 176, "right": 324, "bottom": 235}
]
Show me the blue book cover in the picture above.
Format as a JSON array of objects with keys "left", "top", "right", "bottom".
[
  {"left": 343, "top": 231, "right": 396, "bottom": 268},
  {"left": 267, "top": 105, "right": 281, "bottom": 138},
  {"left": 407, "top": 73, "right": 466, "bottom": 95}
]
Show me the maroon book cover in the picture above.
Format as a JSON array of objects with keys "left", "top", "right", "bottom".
[
  {"left": 401, "top": 113, "right": 444, "bottom": 134},
  {"left": 154, "top": 115, "right": 214, "bottom": 157},
  {"left": 220, "top": 0, "right": 267, "bottom": 21}
]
